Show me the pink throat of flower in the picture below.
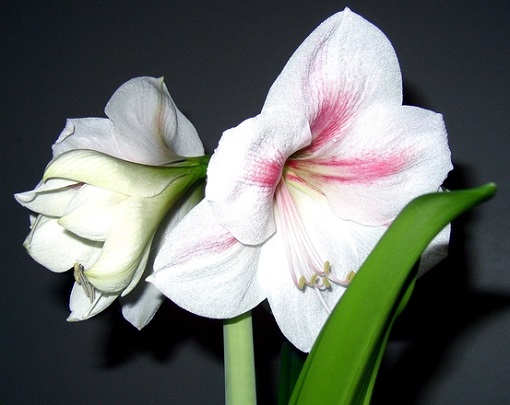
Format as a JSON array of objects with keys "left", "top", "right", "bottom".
[{"left": 274, "top": 178, "right": 352, "bottom": 292}]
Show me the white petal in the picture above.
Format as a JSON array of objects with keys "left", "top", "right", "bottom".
[
  {"left": 67, "top": 282, "right": 118, "bottom": 321},
  {"left": 120, "top": 281, "right": 164, "bottom": 330},
  {"left": 83, "top": 196, "right": 159, "bottom": 293},
  {"left": 59, "top": 185, "right": 127, "bottom": 241},
  {"left": 15, "top": 179, "right": 79, "bottom": 217},
  {"left": 418, "top": 223, "right": 450, "bottom": 276},
  {"left": 23, "top": 215, "right": 102, "bottom": 272},
  {"left": 52, "top": 78, "right": 204, "bottom": 165},
  {"left": 120, "top": 240, "right": 152, "bottom": 296},
  {"left": 150, "top": 201, "right": 265, "bottom": 318},
  {"left": 52, "top": 118, "right": 127, "bottom": 160},
  {"left": 105, "top": 76, "right": 204, "bottom": 163},
  {"left": 207, "top": 110, "right": 311, "bottom": 245},
  {"left": 294, "top": 105, "right": 452, "bottom": 225},
  {"left": 44, "top": 149, "right": 186, "bottom": 198},
  {"left": 263, "top": 8, "right": 402, "bottom": 140}
]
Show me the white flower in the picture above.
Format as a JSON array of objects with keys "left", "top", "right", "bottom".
[
  {"left": 15, "top": 77, "right": 205, "bottom": 328},
  {"left": 149, "top": 9, "right": 452, "bottom": 352}
]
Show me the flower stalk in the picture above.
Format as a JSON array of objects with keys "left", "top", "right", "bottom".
[{"left": 224, "top": 311, "right": 257, "bottom": 405}]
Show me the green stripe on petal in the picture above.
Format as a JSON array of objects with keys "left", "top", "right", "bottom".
[{"left": 43, "top": 149, "right": 200, "bottom": 198}]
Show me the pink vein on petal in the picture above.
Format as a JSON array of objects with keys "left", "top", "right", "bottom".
[
  {"left": 244, "top": 155, "right": 284, "bottom": 188},
  {"left": 172, "top": 233, "right": 238, "bottom": 265},
  {"left": 305, "top": 92, "right": 358, "bottom": 154},
  {"left": 289, "top": 154, "right": 407, "bottom": 185}
]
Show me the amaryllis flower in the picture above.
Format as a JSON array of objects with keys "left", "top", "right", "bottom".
[
  {"left": 15, "top": 77, "right": 205, "bottom": 328},
  {"left": 149, "top": 9, "right": 452, "bottom": 351}
]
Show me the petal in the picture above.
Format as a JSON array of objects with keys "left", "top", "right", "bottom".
[
  {"left": 207, "top": 110, "right": 311, "bottom": 245},
  {"left": 59, "top": 185, "right": 128, "bottom": 241},
  {"left": 44, "top": 149, "right": 188, "bottom": 198},
  {"left": 52, "top": 118, "right": 127, "bottom": 160},
  {"left": 105, "top": 76, "right": 204, "bottom": 163},
  {"left": 83, "top": 196, "right": 161, "bottom": 293},
  {"left": 52, "top": 78, "right": 204, "bottom": 165},
  {"left": 24, "top": 215, "right": 102, "bottom": 273},
  {"left": 150, "top": 201, "right": 265, "bottom": 317},
  {"left": 418, "top": 223, "right": 450, "bottom": 276},
  {"left": 120, "top": 278, "right": 164, "bottom": 330},
  {"left": 259, "top": 186, "right": 386, "bottom": 352},
  {"left": 120, "top": 182, "right": 206, "bottom": 329},
  {"left": 293, "top": 105, "right": 452, "bottom": 225},
  {"left": 120, "top": 241, "right": 152, "bottom": 296},
  {"left": 15, "top": 179, "right": 79, "bottom": 217},
  {"left": 263, "top": 8, "right": 402, "bottom": 152},
  {"left": 67, "top": 282, "right": 118, "bottom": 321}
]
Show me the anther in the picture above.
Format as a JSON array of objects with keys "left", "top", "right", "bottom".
[{"left": 73, "top": 263, "right": 96, "bottom": 303}]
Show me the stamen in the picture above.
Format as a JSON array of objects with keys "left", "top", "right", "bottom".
[
  {"left": 73, "top": 262, "right": 96, "bottom": 303},
  {"left": 275, "top": 179, "right": 346, "bottom": 292}
]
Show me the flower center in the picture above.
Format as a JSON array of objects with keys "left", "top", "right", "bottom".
[{"left": 274, "top": 178, "right": 352, "bottom": 291}]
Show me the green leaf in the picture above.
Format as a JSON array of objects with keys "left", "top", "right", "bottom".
[{"left": 289, "top": 183, "right": 497, "bottom": 405}]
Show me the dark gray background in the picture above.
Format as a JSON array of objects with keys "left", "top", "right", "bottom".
[{"left": 2, "top": 1, "right": 509, "bottom": 404}]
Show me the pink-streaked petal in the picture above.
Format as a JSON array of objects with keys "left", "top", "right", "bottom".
[
  {"left": 263, "top": 8, "right": 402, "bottom": 152},
  {"left": 24, "top": 215, "right": 102, "bottom": 273},
  {"left": 207, "top": 110, "right": 311, "bottom": 245},
  {"left": 150, "top": 201, "right": 265, "bottom": 318},
  {"left": 105, "top": 76, "right": 204, "bottom": 163},
  {"left": 14, "top": 179, "right": 79, "bottom": 217},
  {"left": 67, "top": 282, "right": 118, "bottom": 321},
  {"left": 291, "top": 105, "right": 452, "bottom": 225},
  {"left": 259, "top": 187, "right": 386, "bottom": 351}
]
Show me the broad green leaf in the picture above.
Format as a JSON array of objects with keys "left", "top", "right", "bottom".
[{"left": 289, "top": 183, "right": 497, "bottom": 405}]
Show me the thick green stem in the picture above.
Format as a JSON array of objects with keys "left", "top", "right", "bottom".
[{"left": 224, "top": 311, "right": 257, "bottom": 405}]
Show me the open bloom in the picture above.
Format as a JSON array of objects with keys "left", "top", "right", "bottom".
[
  {"left": 149, "top": 9, "right": 452, "bottom": 351},
  {"left": 15, "top": 77, "right": 205, "bottom": 327}
]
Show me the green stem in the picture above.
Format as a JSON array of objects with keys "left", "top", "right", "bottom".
[{"left": 224, "top": 311, "right": 257, "bottom": 405}]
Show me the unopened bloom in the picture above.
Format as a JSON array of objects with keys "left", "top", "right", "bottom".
[
  {"left": 15, "top": 77, "right": 205, "bottom": 327},
  {"left": 149, "top": 9, "right": 452, "bottom": 351}
]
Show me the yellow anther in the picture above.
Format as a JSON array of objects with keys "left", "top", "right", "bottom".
[
  {"left": 323, "top": 261, "right": 331, "bottom": 275},
  {"left": 346, "top": 270, "right": 356, "bottom": 283}
]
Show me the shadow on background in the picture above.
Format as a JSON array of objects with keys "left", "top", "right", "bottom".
[{"left": 372, "top": 164, "right": 510, "bottom": 404}]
